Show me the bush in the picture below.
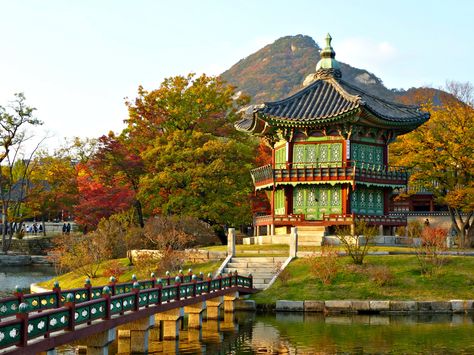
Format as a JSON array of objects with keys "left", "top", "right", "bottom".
[
  {"left": 306, "top": 246, "right": 340, "bottom": 284},
  {"left": 102, "top": 260, "right": 127, "bottom": 282},
  {"left": 143, "top": 215, "right": 219, "bottom": 250},
  {"left": 335, "top": 220, "right": 378, "bottom": 265},
  {"left": 367, "top": 265, "right": 394, "bottom": 287},
  {"left": 133, "top": 248, "right": 184, "bottom": 278},
  {"left": 415, "top": 227, "right": 448, "bottom": 276},
  {"left": 407, "top": 220, "right": 424, "bottom": 238},
  {"left": 49, "top": 233, "right": 110, "bottom": 278}
]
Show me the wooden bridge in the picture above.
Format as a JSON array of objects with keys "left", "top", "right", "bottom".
[{"left": 0, "top": 271, "right": 255, "bottom": 354}]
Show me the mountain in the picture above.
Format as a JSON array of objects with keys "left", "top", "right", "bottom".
[{"left": 221, "top": 34, "right": 435, "bottom": 105}]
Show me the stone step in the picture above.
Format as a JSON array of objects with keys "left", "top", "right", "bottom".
[
  {"left": 230, "top": 257, "right": 287, "bottom": 263},
  {"left": 253, "top": 283, "right": 268, "bottom": 289},
  {"left": 227, "top": 262, "right": 278, "bottom": 269},
  {"left": 252, "top": 278, "right": 273, "bottom": 283},
  {"left": 223, "top": 268, "right": 274, "bottom": 275}
]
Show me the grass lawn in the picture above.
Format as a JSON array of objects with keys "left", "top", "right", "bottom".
[
  {"left": 251, "top": 255, "right": 474, "bottom": 304},
  {"left": 37, "top": 259, "right": 222, "bottom": 290}
]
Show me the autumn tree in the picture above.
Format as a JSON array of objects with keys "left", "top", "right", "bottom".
[
  {"left": 0, "top": 93, "right": 42, "bottom": 252},
  {"left": 391, "top": 81, "right": 474, "bottom": 247},
  {"left": 90, "top": 133, "right": 145, "bottom": 227},
  {"left": 74, "top": 163, "right": 134, "bottom": 232},
  {"left": 25, "top": 151, "right": 79, "bottom": 233},
  {"left": 125, "top": 73, "right": 256, "bottom": 242}
]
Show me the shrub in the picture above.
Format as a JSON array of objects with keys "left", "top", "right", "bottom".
[
  {"left": 415, "top": 227, "right": 448, "bottom": 276},
  {"left": 335, "top": 220, "right": 378, "bottom": 265},
  {"left": 143, "top": 215, "right": 219, "bottom": 250},
  {"left": 102, "top": 260, "right": 127, "bottom": 282},
  {"left": 307, "top": 246, "right": 340, "bottom": 284},
  {"left": 133, "top": 248, "right": 184, "bottom": 278},
  {"left": 367, "top": 265, "right": 394, "bottom": 287},
  {"left": 407, "top": 220, "right": 424, "bottom": 239}
]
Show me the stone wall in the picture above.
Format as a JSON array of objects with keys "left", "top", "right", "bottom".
[{"left": 0, "top": 237, "right": 54, "bottom": 255}]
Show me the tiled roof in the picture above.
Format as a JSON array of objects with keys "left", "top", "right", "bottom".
[{"left": 258, "top": 77, "right": 429, "bottom": 124}]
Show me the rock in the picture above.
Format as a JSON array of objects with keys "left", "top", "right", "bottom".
[
  {"left": 390, "top": 301, "right": 417, "bottom": 312},
  {"left": 325, "top": 300, "right": 353, "bottom": 313},
  {"left": 0, "top": 254, "right": 32, "bottom": 265},
  {"left": 304, "top": 300, "right": 325, "bottom": 312},
  {"left": 369, "top": 301, "right": 390, "bottom": 312},
  {"left": 352, "top": 300, "right": 370, "bottom": 312},
  {"left": 235, "top": 299, "right": 256, "bottom": 311},
  {"left": 417, "top": 301, "right": 432, "bottom": 312},
  {"left": 450, "top": 300, "right": 466, "bottom": 313},
  {"left": 275, "top": 300, "right": 304, "bottom": 312},
  {"left": 430, "top": 301, "right": 451, "bottom": 313}
]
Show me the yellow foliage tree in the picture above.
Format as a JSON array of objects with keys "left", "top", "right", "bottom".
[{"left": 390, "top": 82, "right": 474, "bottom": 247}]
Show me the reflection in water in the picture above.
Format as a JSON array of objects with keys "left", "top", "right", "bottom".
[
  {"left": 0, "top": 265, "right": 55, "bottom": 296},
  {"left": 58, "top": 311, "right": 474, "bottom": 354}
]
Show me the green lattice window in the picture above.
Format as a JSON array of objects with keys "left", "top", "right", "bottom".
[
  {"left": 275, "top": 146, "right": 286, "bottom": 169},
  {"left": 274, "top": 189, "right": 285, "bottom": 215},
  {"left": 292, "top": 143, "right": 342, "bottom": 167},
  {"left": 293, "top": 185, "right": 342, "bottom": 220},
  {"left": 351, "top": 187, "right": 384, "bottom": 215},
  {"left": 351, "top": 143, "right": 384, "bottom": 166}
]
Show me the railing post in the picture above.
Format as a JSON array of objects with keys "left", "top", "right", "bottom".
[
  {"left": 16, "top": 303, "right": 29, "bottom": 347},
  {"left": 53, "top": 281, "right": 62, "bottom": 307},
  {"left": 14, "top": 285, "right": 24, "bottom": 306},
  {"left": 218, "top": 273, "right": 222, "bottom": 290},
  {"left": 102, "top": 286, "right": 111, "bottom": 320},
  {"left": 150, "top": 272, "right": 156, "bottom": 288},
  {"left": 207, "top": 273, "right": 212, "bottom": 293},
  {"left": 84, "top": 278, "right": 92, "bottom": 301},
  {"left": 175, "top": 277, "right": 181, "bottom": 301},
  {"left": 249, "top": 274, "right": 253, "bottom": 289},
  {"left": 156, "top": 279, "right": 163, "bottom": 304},
  {"left": 166, "top": 271, "right": 171, "bottom": 286},
  {"left": 178, "top": 269, "right": 184, "bottom": 283},
  {"left": 192, "top": 275, "right": 197, "bottom": 297},
  {"left": 64, "top": 293, "right": 75, "bottom": 331},
  {"left": 132, "top": 282, "right": 140, "bottom": 312},
  {"left": 187, "top": 268, "right": 193, "bottom": 283},
  {"left": 108, "top": 276, "right": 117, "bottom": 296}
]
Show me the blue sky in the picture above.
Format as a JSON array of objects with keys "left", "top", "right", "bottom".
[{"left": 1, "top": 0, "right": 473, "bottom": 151}]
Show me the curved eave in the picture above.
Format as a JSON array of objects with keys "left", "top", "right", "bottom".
[
  {"left": 261, "top": 107, "right": 361, "bottom": 128},
  {"left": 360, "top": 107, "right": 430, "bottom": 132}
]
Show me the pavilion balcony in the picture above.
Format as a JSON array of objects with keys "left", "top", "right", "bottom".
[
  {"left": 250, "top": 161, "right": 408, "bottom": 189},
  {"left": 254, "top": 213, "right": 406, "bottom": 227}
]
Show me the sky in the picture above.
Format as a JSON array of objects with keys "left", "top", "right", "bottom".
[{"left": 1, "top": 0, "right": 473, "bottom": 152}]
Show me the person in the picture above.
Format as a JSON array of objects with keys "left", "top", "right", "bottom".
[
  {"left": 39, "top": 224, "right": 43, "bottom": 234},
  {"left": 424, "top": 218, "right": 430, "bottom": 227},
  {"left": 33, "top": 223, "right": 38, "bottom": 235},
  {"left": 66, "top": 223, "right": 71, "bottom": 235},
  {"left": 62, "top": 223, "right": 67, "bottom": 235}
]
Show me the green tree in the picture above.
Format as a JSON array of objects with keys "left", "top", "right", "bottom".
[
  {"left": 125, "top": 73, "right": 256, "bottom": 242},
  {"left": 391, "top": 81, "right": 474, "bottom": 247}
]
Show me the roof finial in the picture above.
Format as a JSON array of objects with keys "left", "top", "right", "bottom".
[{"left": 316, "top": 33, "right": 341, "bottom": 76}]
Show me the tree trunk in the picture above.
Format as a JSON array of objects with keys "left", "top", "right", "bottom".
[
  {"left": 42, "top": 214, "right": 46, "bottom": 236},
  {"left": 449, "top": 207, "right": 473, "bottom": 248},
  {"left": 134, "top": 199, "right": 144, "bottom": 228}
]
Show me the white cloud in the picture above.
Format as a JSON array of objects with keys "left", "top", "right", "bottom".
[{"left": 335, "top": 37, "right": 398, "bottom": 72}]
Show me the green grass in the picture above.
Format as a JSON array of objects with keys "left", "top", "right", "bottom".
[
  {"left": 37, "top": 259, "right": 222, "bottom": 290},
  {"left": 251, "top": 255, "right": 474, "bottom": 304}
]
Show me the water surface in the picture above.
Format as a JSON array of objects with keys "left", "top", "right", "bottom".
[{"left": 0, "top": 264, "right": 55, "bottom": 297}]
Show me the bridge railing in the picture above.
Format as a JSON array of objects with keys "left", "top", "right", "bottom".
[
  {"left": 0, "top": 272, "right": 253, "bottom": 350},
  {"left": 0, "top": 270, "right": 205, "bottom": 320}
]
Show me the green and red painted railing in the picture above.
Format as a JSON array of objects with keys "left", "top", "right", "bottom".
[{"left": 0, "top": 271, "right": 253, "bottom": 351}]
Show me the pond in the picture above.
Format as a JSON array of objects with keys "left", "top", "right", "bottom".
[
  {"left": 58, "top": 311, "right": 474, "bottom": 354},
  {"left": 0, "top": 264, "right": 56, "bottom": 297}
]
